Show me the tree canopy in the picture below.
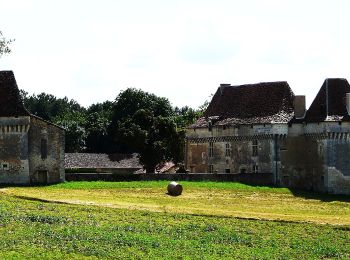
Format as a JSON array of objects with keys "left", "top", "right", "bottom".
[
  {"left": 0, "top": 31, "right": 13, "bottom": 57},
  {"left": 111, "top": 88, "right": 173, "bottom": 124},
  {"left": 111, "top": 88, "right": 183, "bottom": 172},
  {"left": 21, "top": 87, "right": 202, "bottom": 172}
]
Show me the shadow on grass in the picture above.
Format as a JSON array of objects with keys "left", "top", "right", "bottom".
[
  {"left": 0, "top": 182, "right": 66, "bottom": 189},
  {"left": 288, "top": 188, "right": 350, "bottom": 203}
]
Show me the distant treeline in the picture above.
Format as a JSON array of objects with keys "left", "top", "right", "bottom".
[{"left": 20, "top": 88, "right": 206, "bottom": 172}]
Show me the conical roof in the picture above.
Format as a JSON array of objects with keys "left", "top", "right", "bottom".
[{"left": 0, "top": 71, "right": 30, "bottom": 117}]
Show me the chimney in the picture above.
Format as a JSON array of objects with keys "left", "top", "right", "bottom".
[
  {"left": 346, "top": 93, "right": 350, "bottom": 115},
  {"left": 294, "top": 95, "right": 306, "bottom": 118},
  {"left": 219, "top": 84, "right": 230, "bottom": 95}
]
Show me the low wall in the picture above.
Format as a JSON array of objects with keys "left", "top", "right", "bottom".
[{"left": 65, "top": 172, "right": 274, "bottom": 186}]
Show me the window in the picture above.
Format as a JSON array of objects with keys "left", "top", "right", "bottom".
[
  {"left": 252, "top": 140, "right": 258, "bottom": 156},
  {"left": 2, "top": 163, "right": 9, "bottom": 171},
  {"left": 225, "top": 168, "right": 230, "bottom": 173},
  {"left": 225, "top": 143, "right": 231, "bottom": 157},
  {"left": 41, "top": 139, "right": 47, "bottom": 159},
  {"left": 253, "top": 165, "right": 259, "bottom": 173},
  {"left": 209, "top": 142, "right": 214, "bottom": 157},
  {"left": 209, "top": 165, "right": 214, "bottom": 173},
  {"left": 240, "top": 168, "right": 246, "bottom": 174}
]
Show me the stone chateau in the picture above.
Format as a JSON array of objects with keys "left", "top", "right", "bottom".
[{"left": 185, "top": 79, "right": 350, "bottom": 194}]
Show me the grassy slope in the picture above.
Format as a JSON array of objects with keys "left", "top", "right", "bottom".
[
  {"left": 0, "top": 192, "right": 349, "bottom": 259},
  {"left": 2, "top": 181, "right": 350, "bottom": 225}
]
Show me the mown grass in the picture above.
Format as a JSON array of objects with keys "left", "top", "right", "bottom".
[
  {"left": 3, "top": 181, "right": 350, "bottom": 225},
  {"left": 0, "top": 192, "right": 349, "bottom": 259}
]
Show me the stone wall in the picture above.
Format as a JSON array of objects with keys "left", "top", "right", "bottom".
[
  {"left": 279, "top": 136, "right": 326, "bottom": 192},
  {"left": 186, "top": 122, "right": 350, "bottom": 195},
  {"left": 28, "top": 116, "right": 65, "bottom": 184},
  {"left": 187, "top": 139, "right": 274, "bottom": 174},
  {"left": 185, "top": 124, "right": 285, "bottom": 174},
  {"left": 0, "top": 116, "right": 30, "bottom": 184}
]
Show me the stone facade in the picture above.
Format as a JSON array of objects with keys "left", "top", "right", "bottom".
[
  {"left": 0, "top": 71, "right": 65, "bottom": 184},
  {"left": 186, "top": 79, "right": 350, "bottom": 195}
]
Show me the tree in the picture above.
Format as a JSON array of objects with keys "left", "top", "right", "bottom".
[
  {"left": 111, "top": 88, "right": 181, "bottom": 172},
  {"left": 197, "top": 93, "right": 213, "bottom": 117},
  {"left": 0, "top": 31, "right": 14, "bottom": 57},
  {"left": 111, "top": 88, "right": 173, "bottom": 125},
  {"left": 117, "top": 111, "right": 183, "bottom": 173},
  {"left": 23, "top": 92, "right": 84, "bottom": 121},
  {"left": 173, "top": 106, "right": 200, "bottom": 129},
  {"left": 85, "top": 101, "right": 114, "bottom": 153},
  {"left": 54, "top": 111, "right": 87, "bottom": 152}
]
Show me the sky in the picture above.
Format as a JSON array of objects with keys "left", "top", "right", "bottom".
[{"left": 1, "top": 0, "right": 350, "bottom": 109}]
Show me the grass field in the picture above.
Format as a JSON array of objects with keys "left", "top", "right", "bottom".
[{"left": 0, "top": 181, "right": 349, "bottom": 259}]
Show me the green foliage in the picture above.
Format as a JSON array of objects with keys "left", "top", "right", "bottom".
[
  {"left": 85, "top": 101, "right": 114, "bottom": 153},
  {"left": 22, "top": 92, "right": 85, "bottom": 121},
  {"left": 54, "top": 111, "right": 87, "bottom": 152},
  {"left": 112, "top": 88, "right": 182, "bottom": 172},
  {"left": 173, "top": 106, "right": 200, "bottom": 129},
  {"left": 112, "top": 88, "right": 173, "bottom": 124},
  {"left": 0, "top": 31, "right": 14, "bottom": 57}
]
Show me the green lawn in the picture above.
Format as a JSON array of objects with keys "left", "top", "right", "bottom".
[
  {"left": 0, "top": 181, "right": 349, "bottom": 259},
  {"left": 3, "top": 181, "right": 350, "bottom": 225}
]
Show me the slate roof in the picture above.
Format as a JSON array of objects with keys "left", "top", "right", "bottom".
[
  {"left": 305, "top": 78, "right": 350, "bottom": 122},
  {"left": 65, "top": 153, "right": 143, "bottom": 169},
  {"left": 0, "top": 71, "right": 30, "bottom": 117},
  {"left": 155, "top": 161, "right": 176, "bottom": 173},
  {"left": 190, "top": 81, "right": 295, "bottom": 127}
]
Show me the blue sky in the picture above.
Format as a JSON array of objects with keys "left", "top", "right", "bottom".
[{"left": 1, "top": 0, "right": 350, "bottom": 108}]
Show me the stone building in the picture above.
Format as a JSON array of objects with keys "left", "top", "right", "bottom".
[
  {"left": 185, "top": 79, "right": 350, "bottom": 194},
  {"left": 0, "top": 71, "right": 65, "bottom": 184}
]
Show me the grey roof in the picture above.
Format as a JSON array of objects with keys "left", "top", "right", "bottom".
[{"left": 65, "top": 153, "right": 143, "bottom": 169}]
